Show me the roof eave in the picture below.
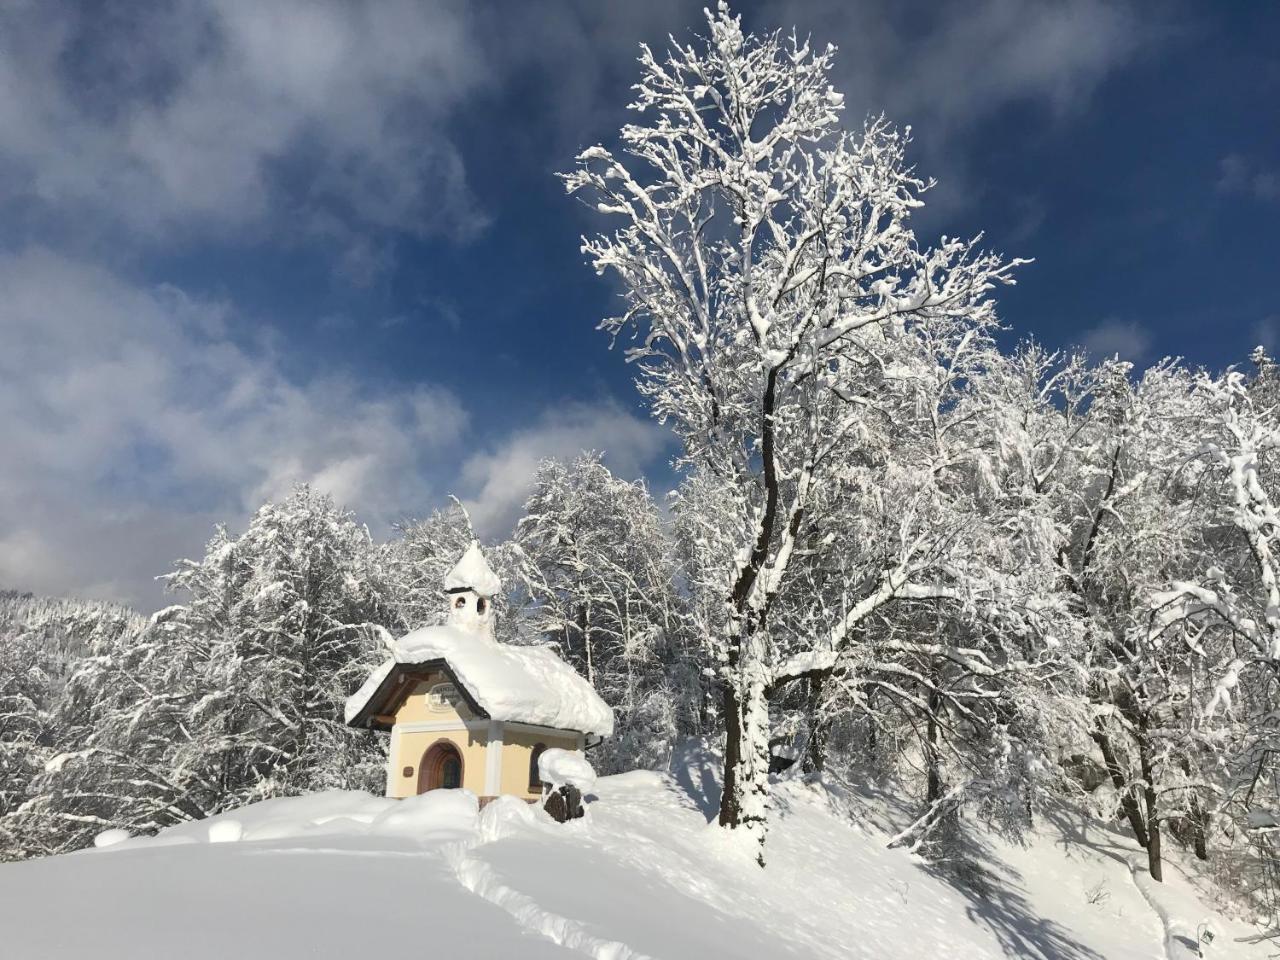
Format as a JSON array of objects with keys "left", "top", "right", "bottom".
[{"left": 346, "top": 658, "right": 490, "bottom": 730}]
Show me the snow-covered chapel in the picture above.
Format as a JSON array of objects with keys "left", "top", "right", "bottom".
[{"left": 345, "top": 543, "right": 612, "bottom": 803}]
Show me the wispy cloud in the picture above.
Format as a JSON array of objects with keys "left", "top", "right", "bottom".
[
  {"left": 757, "top": 0, "right": 1146, "bottom": 220},
  {"left": 458, "top": 401, "right": 671, "bottom": 540},
  {"left": 0, "top": 248, "right": 469, "bottom": 608},
  {"left": 0, "top": 0, "right": 1150, "bottom": 255},
  {"left": 1217, "top": 154, "right": 1280, "bottom": 203},
  {"left": 0, "top": 0, "right": 491, "bottom": 256},
  {"left": 1253, "top": 316, "right": 1280, "bottom": 353},
  {"left": 0, "top": 249, "right": 672, "bottom": 609},
  {"left": 1078, "top": 318, "right": 1153, "bottom": 362},
  {"left": 0, "top": 0, "right": 1154, "bottom": 610}
]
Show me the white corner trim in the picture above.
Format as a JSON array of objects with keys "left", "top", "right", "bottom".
[
  {"left": 385, "top": 724, "right": 403, "bottom": 797},
  {"left": 484, "top": 719, "right": 505, "bottom": 795}
]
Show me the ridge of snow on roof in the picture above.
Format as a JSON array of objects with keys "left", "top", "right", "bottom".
[
  {"left": 345, "top": 624, "right": 613, "bottom": 737},
  {"left": 443, "top": 541, "right": 502, "bottom": 596}
]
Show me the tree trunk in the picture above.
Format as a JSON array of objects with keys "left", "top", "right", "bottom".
[
  {"left": 866, "top": 688, "right": 880, "bottom": 765},
  {"left": 925, "top": 683, "right": 943, "bottom": 805},
  {"left": 719, "top": 684, "right": 741, "bottom": 828},
  {"left": 1146, "top": 816, "right": 1163, "bottom": 882},
  {"left": 1139, "top": 728, "right": 1163, "bottom": 882},
  {"left": 1190, "top": 801, "right": 1209, "bottom": 862},
  {"left": 578, "top": 604, "right": 593, "bottom": 686},
  {"left": 1091, "top": 726, "right": 1150, "bottom": 849},
  {"left": 718, "top": 664, "right": 771, "bottom": 866},
  {"left": 1177, "top": 754, "right": 1210, "bottom": 861},
  {"left": 803, "top": 672, "right": 829, "bottom": 774}
]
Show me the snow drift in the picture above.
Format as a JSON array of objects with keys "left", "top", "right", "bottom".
[{"left": 0, "top": 746, "right": 1263, "bottom": 959}]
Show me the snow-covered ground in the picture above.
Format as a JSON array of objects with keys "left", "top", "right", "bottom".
[{"left": 0, "top": 747, "right": 1266, "bottom": 959}]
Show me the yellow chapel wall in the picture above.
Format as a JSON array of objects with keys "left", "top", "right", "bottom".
[
  {"left": 387, "top": 671, "right": 487, "bottom": 799},
  {"left": 390, "top": 726, "right": 489, "bottom": 798},
  {"left": 384, "top": 670, "right": 591, "bottom": 801},
  {"left": 499, "top": 726, "right": 582, "bottom": 799},
  {"left": 395, "top": 673, "right": 479, "bottom": 725}
]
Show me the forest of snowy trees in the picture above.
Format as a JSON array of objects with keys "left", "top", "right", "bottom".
[
  {"left": 4, "top": 3, "right": 1280, "bottom": 927},
  {"left": 0, "top": 474, "right": 701, "bottom": 861}
]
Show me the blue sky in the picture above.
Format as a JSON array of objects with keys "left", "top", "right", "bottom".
[{"left": 0, "top": 0, "right": 1276, "bottom": 610}]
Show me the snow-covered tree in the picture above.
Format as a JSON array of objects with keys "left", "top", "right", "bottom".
[
  {"left": 772, "top": 338, "right": 1081, "bottom": 852},
  {"left": 0, "top": 595, "right": 141, "bottom": 859},
  {"left": 15, "top": 609, "right": 212, "bottom": 854},
  {"left": 563, "top": 4, "right": 1024, "bottom": 858},
  {"left": 1008, "top": 355, "right": 1253, "bottom": 881},
  {"left": 168, "top": 486, "right": 396, "bottom": 799},
  {"left": 383, "top": 499, "right": 525, "bottom": 640},
  {"left": 13, "top": 486, "right": 398, "bottom": 855},
  {"left": 516, "top": 454, "right": 698, "bottom": 772},
  {"left": 1135, "top": 356, "right": 1280, "bottom": 872},
  {"left": 382, "top": 499, "right": 480, "bottom": 632}
]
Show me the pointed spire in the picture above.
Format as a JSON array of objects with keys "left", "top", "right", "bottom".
[{"left": 444, "top": 541, "right": 502, "bottom": 597}]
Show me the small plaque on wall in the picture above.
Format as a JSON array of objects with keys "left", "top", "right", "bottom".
[
  {"left": 427, "top": 682, "right": 460, "bottom": 711},
  {"left": 402, "top": 766, "right": 414, "bottom": 778}
]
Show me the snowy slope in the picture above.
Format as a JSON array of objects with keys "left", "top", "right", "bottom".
[{"left": 0, "top": 748, "right": 1266, "bottom": 960}]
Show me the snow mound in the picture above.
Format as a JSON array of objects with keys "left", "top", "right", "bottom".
[
  {"left": 93, "top": 829, "right": 131, "bottom": 849},
  {"left": 346, "top": 625, "right": 613, "bottom": 737},
  {"left": 538, "top": 748, "right": 596, "bottom": 792},
  {"left": 95, "top": 790, "right": 476, "bottom": 849},
  {"left": 478, "top": 794, "right": 543, "bottom": 843},
  {"left": 207, "top": 820, "right": 242, "bottom": 843},
  {"left": 372, "top": 789, "right": 479, "bottom": 839}
]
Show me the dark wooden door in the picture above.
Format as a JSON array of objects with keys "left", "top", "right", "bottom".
[{"left": 418, "top": 741, "right": 464, "bottom": 794}]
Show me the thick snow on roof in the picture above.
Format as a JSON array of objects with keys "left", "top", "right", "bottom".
[
  {"left": 345, "top": 624, "right": 613, "bottom": 737},
  {"left": 346, "top": 659, "right": 395, "bottom": 723},
  {"left": 444, "top": 542, "right": 502, "bottom": 596}
]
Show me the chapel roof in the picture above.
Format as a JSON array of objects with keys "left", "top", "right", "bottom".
[{"left": 345, "top": 623, "right": 613, "bottom": 738}]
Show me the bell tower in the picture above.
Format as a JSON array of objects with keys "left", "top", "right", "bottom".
[{"left": 443, "top": 541, "right": 501, "bottom": 636}]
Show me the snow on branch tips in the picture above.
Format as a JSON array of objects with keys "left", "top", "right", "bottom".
[{"left": 563, "top": 2, "right": 1026, "bottom": 861}]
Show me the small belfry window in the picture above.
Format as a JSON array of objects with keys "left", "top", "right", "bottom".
[
  {"left": 529, "top": 743, "right": 547, "bottom": 791},
  {"left": 476, "top": 597, "right": 487, "bottom": 615},
  {"left": 454, "top": 595, "right": 466, "bottom": 609}
]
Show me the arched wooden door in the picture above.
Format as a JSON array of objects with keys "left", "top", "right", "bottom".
[{"left": 417, "top": 740, "right": 464, "bottom": 794}]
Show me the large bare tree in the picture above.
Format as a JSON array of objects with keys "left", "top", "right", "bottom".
[{"left": 563, "top": 4, "right": 1022, "bottom": 858}]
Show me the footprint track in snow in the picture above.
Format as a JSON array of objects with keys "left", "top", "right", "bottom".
[{"left": 444, "top": 840, "right": 652, "bottom": 960}]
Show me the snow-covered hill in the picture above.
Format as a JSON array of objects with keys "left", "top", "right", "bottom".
[{"left": 0, "top": 748, "right": 1265, "bottom": 959}]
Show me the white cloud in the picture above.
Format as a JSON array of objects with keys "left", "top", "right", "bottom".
[
  {"left": 0, "top": 250, "right": 673, "bottom": 610},
  {"left": 1218, "top": 154, "right": 1280, "bottom": 203},
  {"left": 0, "top": 0, "right": 489, "bottom": 251},
  {"left": 751, "top": 0, "right": 1144, "bottom": 223},
  {"left": 488, "top": 0, "right": 1146, "bottom": 234},
  {"left": 458, "top": 402, "right": 671, "bottom": 539},
  {"left": 0, "top": 1, "right": 1149, "bottom": 610},
  {"left": 0, "top": 248, "right": 469, "bottom": 609},
  {"left": 0, "top": 0, "right": 1147, "bottom": 257},
  {"left": 1079, "top": 318, "right": 1153, "bottom": 362}
]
